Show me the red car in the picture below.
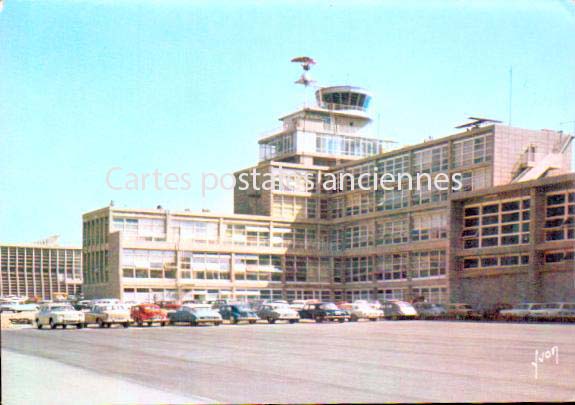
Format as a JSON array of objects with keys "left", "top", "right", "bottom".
[{"left": 131, "top": 304, "right": 168, "bottom": 326}]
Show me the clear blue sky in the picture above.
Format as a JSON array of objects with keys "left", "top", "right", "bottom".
[{"left": 1, "top": 0, "right": 574, "bottom": 246}]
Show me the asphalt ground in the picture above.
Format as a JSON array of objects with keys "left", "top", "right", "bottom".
[{"left": 2, "top": 320, "right": 574, "bottom": 403}]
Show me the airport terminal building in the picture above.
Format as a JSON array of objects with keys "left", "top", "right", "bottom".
[{"left": 82, "top": 85, "right": 575, "bottom": 308}]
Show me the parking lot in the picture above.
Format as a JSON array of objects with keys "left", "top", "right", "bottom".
[{"left": 2, "top": 320, "right": 575, "bottom": 403}]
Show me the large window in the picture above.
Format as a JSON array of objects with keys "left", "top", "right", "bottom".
[
  {"left": 411, "top": 251, "right": 446, "bottom": 278},
  {"left": 122, "top": 249, "right": 176, "bottom": 279},
  {"left": 412, "top": 144, "right": 448, "bottom": 174},
  {"left": 272, "top": 195, "right": 312, "bottom": 219},
  {"left": 343, "top": 224, "right": 372, "bottom": 250},
  {"left": 544, "top": 191, "right": 575, "bottom": 242},
  {"left": 452, "top": 134, "right": 494, "bottom": 168},
  {"left": 544, "top": 250, "right": 575, "bottom": 263},
  {"left": 412, "top": 212, "right": 447, "bottom": 241},
  {"left": 112, "top": 216, "right": 165, "bottom": 241},
  {"left": 456, "top": 167, "right": 492, "bottom": 192},
  {"left": 375, "top": 189, "right": 409, "bottom": 211},
  {"left": 273, "top": 227, "right": 317, "bottom": 249},
  {"left": 170, "top": 220, "right": 218, "bottom": 244},
  {"left": 285, "top": 256, "right": 308, "bottom": 282},
  {"left": 223, "top": 223, "right": 271, "bottom": 247},
  {"left": 260, "top": 133, "right": 296, "bottom": 160},
  {"left": 376, "top": 217, "right": 409, "bottom": 245},
  {"left": 234, "top": 254, "right": 281, "bottom": 281},
  {"left": 375, "top": 254, "right": 408, "bottom": 280},
  {"left": 412, "top": 287, "right": 447, "bottom": 304},
  {"left": 462, "top": 198, "right": 530, "bottom": 249},
  {"left": 344, "top": 257, "right": 372, "bottom": 282},
  {"left": 180, "top": 253, "right": 230, "bottom": 280},
  {"left": 376, "top": 154, "right": 410, "bottom": 176},
  {"left": 316, "top": 133, "right": 383, "bottom": 157},
  {"left": 377, "top": 288, "right": 406, "bottom": 301}
]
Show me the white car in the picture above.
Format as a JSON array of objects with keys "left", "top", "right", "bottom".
[
  {"left": 344, "top": 302, "right": 383, "bottom": 321},
  {"left": 36, "top": 304, "right": 85, "bottom": 329},
  {"left": 414, "top": 303, "right": 447, "bottom": 319},
  {"left": 84, "top": 304, "right": 131, "bottom": 328},
  {"left": 257, "top": 302, "right": 300, "bottom": 324},
  {"left": 499, "top": 303, "right": 541, "bottom": 321},
  {"left": 528, "top": 302, "right": 575, "bottom": 322}
]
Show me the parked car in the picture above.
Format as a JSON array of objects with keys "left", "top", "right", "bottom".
[
  {"left": 380, "top": 300, "right": 418, "bottom": 320},
  {"left": 131, "top": 303, "right": 168, "bottom": 326},
  {"left": 36, "top": 303, "right": 85, "bottom": 329},
  {"left": 444, "top": 303, "right": 481, "bottom": 320},
  {"left": 299, "top": 302, "right": 349, "bottom": 323},
  {"left": 527, "top": 302, "right": 575, "bottom": 322},
  {"left": 84, "top": 304, "right": 131, "bottom": 328},
  {"left": 341, "top": 302, "right": 382, "bottom": 321},
  {"left": 168, "top": 305, "right": 223, "bottom": 326},
  {"left": 413, "top": 303, "right": 447, "bottom": 319},
  {"left": 257, "top": 302, "right": 300, "bottom": 324},
  {"left": 499, "top": 303, "right": 540, "bottom": 321},
  {"left": 480, "top": 303, "right": 513, "bottom": 321},
  {"left": 218, "top": 304, "right": 259, "bottom": 324}
]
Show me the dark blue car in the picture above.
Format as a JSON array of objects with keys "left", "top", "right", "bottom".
[{"left": 218, "top": 304, "right": 259, "bottom": 324}]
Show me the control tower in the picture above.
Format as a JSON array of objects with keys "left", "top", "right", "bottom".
[{"left": 259, "top": 84, "right": 387, "bottom": 167}]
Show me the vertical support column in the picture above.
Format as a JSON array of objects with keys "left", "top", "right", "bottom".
[
  {"left": 528, "top": 186, "right": 545, "bottom": 302},
  {"left": 6, "top": 247, "right": 12, "bottom": 294},
  {"left": 280, "top": 254, "right": 287, "bottom": 300},
  {"left": 230, "top": 253, "right": 236, "bottom": 300},
  {"left": 15, "top": 246, "right": 20, "bottom": 296},
  {"left": 48, "top": 249, "right": 54, "bottom": 300},
  {"left": 406, "top": 213, "right": 414, "bottom": 302},
  {"left": 24, "top": 248, "right": 29, "bottom": 298},
  {"left": 447, "top": 199, "right": 464, "bottom": 303}
]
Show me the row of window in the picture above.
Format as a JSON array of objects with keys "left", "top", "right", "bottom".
[
  {"left": 544, "top": 250, "right": 575, "bottom": 263},
  {"left": 462, "top": 254, "right": 530, "bottom": 269},
  {"left": 544, "top": 191, "right": 575, "bottom": 242},
  {"left": 332, "top": 251, "right": 447, "bottom": 282},
  {"left": 462, "top": 198, "right": 531, "bottom": 249}
]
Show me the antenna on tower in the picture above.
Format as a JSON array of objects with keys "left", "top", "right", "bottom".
[{"left": 291, "top": 56, "right": 316, "bottom": 87}]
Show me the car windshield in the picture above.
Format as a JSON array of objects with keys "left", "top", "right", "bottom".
[
  {"left": 142, "top": 305, "right": 160, "bottom": 311},
  {"left": 235, "top": 305, "right": 251, "bottom": 312},
  {"left": 319, "top": 303, "right": 338, "bottom": 310},
  {"left": 514, "top": 304, "right": 529, "bottom": 309},
  {"left": 52, "top": 306, "right": 74, "bottom": 312},
  {"left": 271, "top": 304, "right": 290, "bottom": 310},
  {"left": 354, "top": 304, "right": 372, "bottom": 310}
]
